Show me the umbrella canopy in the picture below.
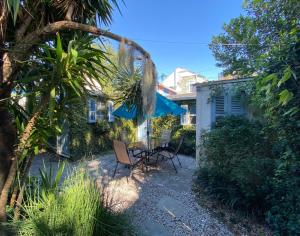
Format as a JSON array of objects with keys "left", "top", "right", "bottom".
[{"left": 113, "top": 92, "right": 186, "bottom": 119}]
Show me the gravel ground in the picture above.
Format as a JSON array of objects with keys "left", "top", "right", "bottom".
[{"left": 30, "top": 152, "right": 233, "bottom": 236}]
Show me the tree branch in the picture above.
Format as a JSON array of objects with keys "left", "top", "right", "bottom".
[{"left": 24, "top": 21, "right": 151, "bottom": 58}]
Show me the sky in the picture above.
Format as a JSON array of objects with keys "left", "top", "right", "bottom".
[{"left": 103, "top": 0, "right": 245, "bottom": 81}]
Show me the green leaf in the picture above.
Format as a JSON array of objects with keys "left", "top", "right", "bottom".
[
  {"left": 56, "top": 33, "right": 63, "bottom": 59},
  {"left": 53, "top": 162, "right": 65, "bottom": 190},
  {"left": 49, "top": 87, "right": 56, "bottom": 119},
  {"left": 262, "top": 73, "right": 277, "bottom": 85},
  {"left": 34, "top": 146, "right": 39, "bottom": 155},
  {"left": 278, "top": 67, "right": 292, "bottom": 87},
  {"left": 7, "top": 0, "right": 20, "bottom": 24},
  {"left": 283, "top": 107, "right": 299, "bottom": 117},
  {"left": 279, "top": 89, "right": 294, "bottom": 105},
  {"left": 71, "top": 49, "right": 78, "bottom": 63}
]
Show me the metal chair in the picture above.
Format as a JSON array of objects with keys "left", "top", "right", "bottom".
[
  {"left": 112, "top": 140, "right": 146, "bottom": 178},
  {"left": 156, "top": 136, "right": 184, "bottom": 173}
]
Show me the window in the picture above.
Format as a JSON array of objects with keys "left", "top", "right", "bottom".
[
  {"left": 189, "top": 104, "right": 196, "bottom": 125},
  {"left": 212, "top": 94, "right": 244, "bottom": 123},
  {"left": 88, "top": 98, "right": 96, "bottom": 123},
  {"left": 96, "top": 101, "right": 104, "bottom": 120},
  {"left": 107, "top": 101, "right": 114, "bottom": 122},
  {"left": 180, "top": 104, "right": 189, "bottom": 125},
  {"left": 188, "top": 81, "right": 195, "bottom": 93},
  {"left": 230, "top": 95, "right": 243, "bottom": 115},
  {"left": 215, "top": 96, "right": 225, "bottom": 120}
]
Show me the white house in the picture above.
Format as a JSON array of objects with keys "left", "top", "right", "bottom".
[
  {"left": 157, "top": 68, "right": 207, "bottom": 126},
  {"left": 195, "top": 78, "right": 252, "bottom": 165},
  {"left": 161, "top": 67, "right": 207, "bottom": 94}
]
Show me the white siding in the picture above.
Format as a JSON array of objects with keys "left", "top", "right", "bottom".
[{"left": 196, "top": 86, "right": 211, "bottom": 165}]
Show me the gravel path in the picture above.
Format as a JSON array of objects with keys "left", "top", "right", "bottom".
[{"left": 30, "top": 153, "right": 233, "bottom": 236}]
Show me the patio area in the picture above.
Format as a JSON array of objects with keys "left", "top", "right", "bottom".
[{"left": 29, "top": 153, "right": 232, "bottom": 235}]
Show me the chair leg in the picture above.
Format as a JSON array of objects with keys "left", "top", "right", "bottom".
[
  {"left": 113, "top": 162, "right": 119, "bottom": 178},
  {"left": 170, "top": 157, "right": 177, "bottom": 173},
  {"left": 155, "top": 154, "right": 160, "bottom": 166},
  {"left": 176, "top": 154, "right": 182, "bottom": 167},
  {"left": 129, "top": 166, "right": 134, "bottom": 179}
]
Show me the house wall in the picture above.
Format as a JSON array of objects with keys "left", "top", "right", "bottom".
[
  {"left": 195, "top": 79, "right": 252, "bottom": 166},
  {"left": 196, "top": 86, "right": 212, "bottom": 164},
  {"left": 58, "top": 96, "right": 136, "bottom": 160}
]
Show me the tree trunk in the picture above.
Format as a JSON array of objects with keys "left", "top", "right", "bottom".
[{"left": 0, "top": 102, "right": 16, "bottom": 193}]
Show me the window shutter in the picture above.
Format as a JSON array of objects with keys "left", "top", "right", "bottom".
[
  {"left": 108, "top": 101, "right": 114, "bottom": 122},
  {"left": 88, "top": 98, "right": 96, "bottom": 123},
  {"left": 180, "top": 104, "right": 189, "bottom": 125},
  {"left": 230, "top": 96, "right": 243, "bottom": 115},
  {"left": 215, "top": 96, "right": 225, "bottom": 119}
]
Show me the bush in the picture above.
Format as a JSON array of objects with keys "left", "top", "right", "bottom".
[
  {"left": 170, "top": 126, "right": 196, "bottom": 156},
  {"left": 196, "top": 116, "right": 274, "bottom": 213},
  {"left": 16, "top": 168, "right": 132, "bottom": 236}
]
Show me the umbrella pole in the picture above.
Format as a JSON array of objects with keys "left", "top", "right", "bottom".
[{"left": 146, "top": 117, "right": 150, "bottom": 150}]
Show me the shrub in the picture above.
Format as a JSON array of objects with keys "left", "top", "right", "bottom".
[
  {"left": 196, "top": 116, "right": 274, "bottom": 213},
  {"left": 170, "top": 126, "right": 196, "bottom": 156},
  {"left": 16, "top": 167, "right": 132, "bottom": 236}
]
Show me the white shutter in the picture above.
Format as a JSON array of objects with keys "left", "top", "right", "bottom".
[
  {"left": 180, "top": 105, "right": 189, "bottom": 125},
  {"left": 108, "top": 101, "right": 114, "bottom": 122},
  {"left": 215, "top": 96, "right": 225, "bottom": 119},
  {"left": 88, "top": 98, "right": 96, "bottom": 123},
  {"left": 230, "top": 96, "right": 243, "bottom": 115}
]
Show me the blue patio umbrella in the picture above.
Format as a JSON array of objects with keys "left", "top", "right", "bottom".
[
  {"left": 113, "top": 92, "right": 186, "bottom": 148},
  {"left": 113, "top": 92, "right": 186, "bottom": 119}
]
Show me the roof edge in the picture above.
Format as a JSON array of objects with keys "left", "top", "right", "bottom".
[{"left": 195, "top": 78, "right": 252, "bottom": 88}]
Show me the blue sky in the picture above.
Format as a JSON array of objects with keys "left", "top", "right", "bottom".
[{"left": 104, "top": 0, "right": 245, "bottom": 80}]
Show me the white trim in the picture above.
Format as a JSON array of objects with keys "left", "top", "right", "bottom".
[
  {"left": 88, "top": 98, "right": 97, "bottom": 123},
  {"left": 180, "top": 104, "right": 189, "bottom": 125},
  {"left": 108, "top": 101, "right": 115, "bottom": 122}
]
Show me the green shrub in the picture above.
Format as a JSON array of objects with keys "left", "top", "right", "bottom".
[
  {"left": 170, "top": 126, "right": 196, "bottom": 156},
  {"left": 197, "top": 116, "right": 274, "bottom": 212},
  {"left": 16, "top": 168, "right": 132, "bottom": 236}
]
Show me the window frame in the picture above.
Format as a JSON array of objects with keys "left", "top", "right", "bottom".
[
  {"left": 180, "top": 104, "right": 189, "bottom": 125},
  {"left": 88, "top": 98, "right": 97, "bottom": 123}
]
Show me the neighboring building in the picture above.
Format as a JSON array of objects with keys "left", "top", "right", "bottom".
[
  {"left": 157, "top": 67, "right": 207, "bottom": 125},
  {"left": 161, "top": 67, "right": 206, "bottom": 94},
  {"left": 195, "top": 78, "right": 252, "bottom": 165}
]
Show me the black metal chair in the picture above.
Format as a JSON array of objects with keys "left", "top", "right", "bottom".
[{"left": 156, "top": 136, "right": 184, "bottom": 173}]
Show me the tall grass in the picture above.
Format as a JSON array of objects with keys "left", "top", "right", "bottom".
[{"left": 16, "top": 167, "right": 132, "bottom": 236}]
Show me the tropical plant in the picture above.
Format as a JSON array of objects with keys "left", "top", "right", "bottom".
[
  {"left": 0, "top": 33, "right": 113, "bottom": 221},
  {"left": 0, "top": 0, "right": 156, "bottom": 222}
]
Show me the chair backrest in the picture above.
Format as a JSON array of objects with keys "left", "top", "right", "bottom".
[
  {"left": 160, "top": 130, "right": 172, "bottom": 145},
  {"left": 120, "top": 131, "right": 129, "bottom": 145},
  {"left": 113, "top": 140, "right": 131, "bottom": 165},
  {"left": 174, "top": 136, "right": 184, "bottom": 155}
]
